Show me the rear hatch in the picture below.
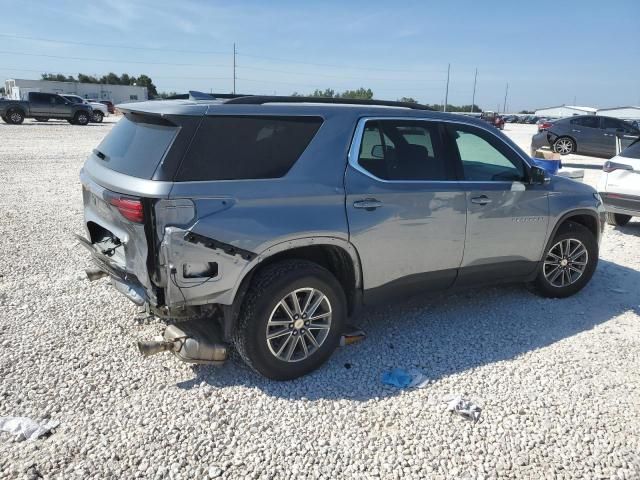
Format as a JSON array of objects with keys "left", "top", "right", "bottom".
[{"left": 79, "top": 106, "right": 202, "bottom": 305}]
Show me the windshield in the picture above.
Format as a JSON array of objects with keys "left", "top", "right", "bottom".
[{"left": 93, "top": 114, "right": 179, "bottom": 179}]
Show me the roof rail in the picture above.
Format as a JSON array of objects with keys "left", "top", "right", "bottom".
[
  {"left": 163, "top": 91, "right": 252, "bottom": 100},
  {"left": 224, "top": 95, "right": 433, "bottom": 111}
]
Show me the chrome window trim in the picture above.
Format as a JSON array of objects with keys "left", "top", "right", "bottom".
[{"left": 347, "top": 116, "right": 532, "bottom": 184}]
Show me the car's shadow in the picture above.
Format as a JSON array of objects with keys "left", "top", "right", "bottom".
[
  {"left": 177, "top": 259, "right": 638, "bottom": 400},
  {"left": 610, "top": 220, "right": 640, "bottom": 238}
]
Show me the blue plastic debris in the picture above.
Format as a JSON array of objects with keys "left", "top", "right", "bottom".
[{"left": 381, "top": 368, "right": 429, "bottom": 389}]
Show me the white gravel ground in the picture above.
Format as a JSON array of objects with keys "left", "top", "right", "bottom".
[{"left": 1, "top": 118, "right": 639, "bottom": 479}]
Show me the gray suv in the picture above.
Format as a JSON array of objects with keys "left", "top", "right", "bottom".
[{"left": 78, "top": 96, "right": 605, "bottom": 380}]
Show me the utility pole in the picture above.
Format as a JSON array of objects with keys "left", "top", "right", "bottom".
[
  {"left": 233, "top": 42, "right": 237, "bottom": 95},
  {"left": 443, "top": 63, "right": 450, "bottom": 112},
  {"left": 502, "top": 83, "right": 509, "bottom": 114},
  {"left": 471, "top": 67, "right": 478, "bottom": 113}
]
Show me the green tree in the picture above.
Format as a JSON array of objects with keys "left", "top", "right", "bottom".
[
  {"left": 0, "top": 86, "right": 5, "bottom": 96},
  {"left": 41, "top": 73, "right": 76, "bottom": 82},
  {"left": 135, "top": 74, "right": 158, "bottom": 98},
  {"left": 398, "top": 97, "right": 418, "bottom": 104},
  {"left": 310, "top": 88, "right": 336, "bottom": 98},
  {"left": 338, "top": 88, "right": 373, "bottom": 99},
  {"left": 77, "top": 73, "right": 99, "bottom": 83}
]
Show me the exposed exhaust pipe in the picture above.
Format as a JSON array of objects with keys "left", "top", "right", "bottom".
[
  {"left": 85, "top": 268, "right": 108, "bottom": 281},
  {"left": 137, "top": 339, "right": 175, "bottom": 357},
  {"left": 137, "top": 320, "right": 228, "bottom": 365}
]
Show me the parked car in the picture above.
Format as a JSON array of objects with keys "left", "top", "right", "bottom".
[
  {"left": 479, "top": 111, "right": 505, "bottom": 130},
  {"left": 505, "top": 115, "right": 520, "bottom": 123},
  {"left": 99, "top": 100, "right": 115, "bottom": 114},
  {"left": 77, "top": 96, "right": 604, "bottom": 380},
  {"left": 61, "top": 95, "right": 108, "bottom": 123},
  {"left": 531, "top": 115, "right": 640, "bottom": 157},
  {"left": 597, "top": 139, "right": 640, "bottom": 226},
  {"left": 0, "top": 92, "right": 93, "bottom": 125},
  {"left": 519, "top": 115, "right": 533, "bottom": 124}
]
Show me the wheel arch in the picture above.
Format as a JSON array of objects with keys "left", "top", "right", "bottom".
[
  {"left": 221, "top": 238, "right": 363, "bottom": 341},
  {"left": 7, "top": 106, "right": 26, "bottom": 117},
  {"left": 543, "top": 209, "right": 601, "bottom": 257}
]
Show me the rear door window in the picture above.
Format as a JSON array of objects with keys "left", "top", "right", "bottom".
[
  {"left": 571, "top": 116, "right": 599, "bottom": 129},
  {"left": 175, "top": 116, "right": 323, "bottom": 181},
  {"left": 93, "top": 114, "right": 179, "bottom": 179},
  {"left": 356, "top": 120, "right": 450, "bottom": 181}
]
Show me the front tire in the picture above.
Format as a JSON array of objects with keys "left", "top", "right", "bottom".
[
  {"left": 234, "top": 260, "right": 346, "bottom": 380},
  {"left": 92, "top": 111, "right": 104, "bottom": 123},
  {"left": 606, "top": 212, "right": 631, "bottom": 226},
  {"left": 553, "top": 136, "right": 575, "bottom": 155},
  {"left": 534, "top": 222, "right": 598, "bottom": 298},
  {"left": 73, "top": 111, "right": 90, "bottom": 126}
]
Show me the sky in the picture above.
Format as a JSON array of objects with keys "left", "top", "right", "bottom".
[{"left": 0, "top": 0, "right": 638, "bottom": 111}]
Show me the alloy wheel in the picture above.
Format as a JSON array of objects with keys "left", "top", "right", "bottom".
[
  {"left": 543, "top": 238, "right": 588, "bottom": 288},
  {"left": 554, "top": 138, "right": 574, "bottom": 155},
  {"left": 265, "top": 287, "right": 332, "bottom": 362},
  {"left": 10, "top": 112, "right": 22, "bottom": 123}
]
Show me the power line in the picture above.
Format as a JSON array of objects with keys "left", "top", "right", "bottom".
[
  {"left": 0, "top": 66, "right": 230, "bottom": 80},
  {"left": 237, "top": 51, "right": 448, "bottom": 74},
  {"left": 236, "top": 64, "right": 445, "bottom": 83},
  {"left": 0, "top": 50, "right": 226, "bottom": 67},
  {"left": 0, "top": 32, "right": 448, "bottom": 76},
  {"left": 0, "top": 33, "right": 229, "bottom": 55}
]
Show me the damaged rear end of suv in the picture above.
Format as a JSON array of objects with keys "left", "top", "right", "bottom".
[{"left": 77, "top": 97, "right": 355, "bottom": 379}]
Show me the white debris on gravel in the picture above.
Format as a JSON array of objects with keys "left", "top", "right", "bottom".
[
  {"left": 1, "top": 119, "right": 639, "bottom": 479},
  {"left": 0, "top": 416, "right": 60, "bottom": 441}
]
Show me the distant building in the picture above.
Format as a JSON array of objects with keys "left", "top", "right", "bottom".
[
  {"left": 3, "top": 78, "right": 148, "bottom": 105},
  {"left": 596, "top": 106, "right": 640, "bottom": 120},
  {"left": 534, "top": 105, "right": 597, "bottom": 117}
]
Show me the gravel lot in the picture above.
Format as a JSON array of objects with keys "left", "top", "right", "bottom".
[{"left": 1, "top": 118, "right": 639, "bottom": 479}]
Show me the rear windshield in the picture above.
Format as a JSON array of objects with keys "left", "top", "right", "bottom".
[
  {"left": 175, "top": 116, "right": 323, "bottom": 181},
  {"left": 94, "top": 114, "right": 178, "bottom": 179},
  {"left": 622, "top": 139, "right": 640, "bottom": 159}
]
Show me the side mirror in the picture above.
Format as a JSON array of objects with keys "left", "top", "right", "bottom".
[
  {"left": 370, "top": 145, "right": 385, "bottom": 159},
  {"left": 529, "top": 165, "right": 550, "bottom": 185}
]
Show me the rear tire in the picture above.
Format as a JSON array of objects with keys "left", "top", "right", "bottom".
[
  {"left": 534, "top": 222, "right": 598, "bottom": 298},
  {"left": 92, "top": 111, "right": 104, "bottom": 123},
  {"left": 73, "top": 111, "right": 90, "bottom": 126},
  {"left": 234, "top": 260, "right": 346, "bottom": 380},
  {"left": 606, "top": 212, "right": 631, "bottom": 226},
  {"left": 553, "top": 136, "right": 575, "bottom": 155},
  {"left": 34, "top": 117, "right": 49, "bottom": 122},
  {"left": 7, "top": 109, "right": 25, "bottom": 125}
]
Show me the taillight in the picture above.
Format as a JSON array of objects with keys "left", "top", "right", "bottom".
[
  {"left": 108, "top": 196, "right": 144, "bottom": 223},
  {"left": 539, "top": 122, "right": 552, "bottom": 131}
]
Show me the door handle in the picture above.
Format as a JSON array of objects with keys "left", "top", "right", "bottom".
[
  {"left": 353, "top": 198, "right": 383, "bottom": 210},
  {"left": 603, "top": 133, "right": 613, "bottom": 137},
  {"left": 470, "top": 195, "right": 491, "bottom": 205},
  {"left": 571, "top": 129, "right": 581, "bottom": 133}
]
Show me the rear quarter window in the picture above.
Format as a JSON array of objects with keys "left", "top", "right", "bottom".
[
  {"left": 94, "top": 114, "right": 179, "bottom": 179},
  {"left": 175, "top": 116, "right": 323, "bottom": 181}
]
